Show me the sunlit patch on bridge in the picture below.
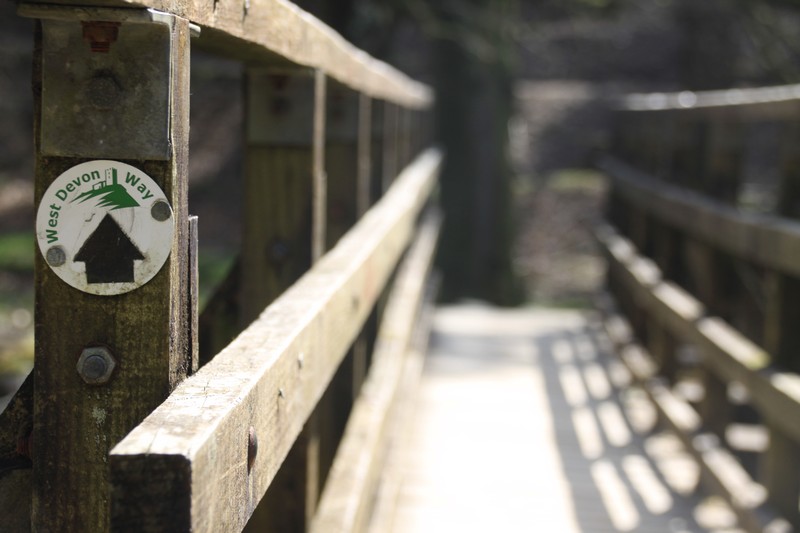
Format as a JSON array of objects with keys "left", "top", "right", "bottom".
[{"left": 389, "top": 305, "right": 742, "bottom": 533}]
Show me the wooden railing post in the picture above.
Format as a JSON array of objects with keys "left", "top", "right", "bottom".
[
  {"left": 26, "top": 8, "right": 192, "bottom": 531},
  {"left": 382, "top": 102, "right": 399, "bottom": 192},
  {"left": 241, "top": 66, "right": 327, "bottom": 532},
  {"left": 764, "top": 122, "right": 800, "bottom": 373},
  {"left": 761, "top": 428, "right": 800, "bottom": 528}
]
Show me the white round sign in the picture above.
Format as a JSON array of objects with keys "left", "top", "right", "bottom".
[{"left": 35, "top": 160, "right": 174, "bottom": 296}]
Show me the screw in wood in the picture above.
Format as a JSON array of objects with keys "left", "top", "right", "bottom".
[
  {"left": 45, "top": 245, "right": 66, "bottom": 267},
  {"left": 247, "top": 426, "right": 258, "bottom": 472},
  {"left": 151, "top": 200, "right": 172, "bottom": 222}
]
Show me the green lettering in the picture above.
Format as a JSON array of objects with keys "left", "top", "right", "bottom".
[
  {"left": 125, "top": 172, "right": 140, "bottom": 187},
  {"left": 45, "top": 229, "right": 58, "bottom": 244}
]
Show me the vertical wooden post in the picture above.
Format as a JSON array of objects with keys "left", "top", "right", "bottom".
[
  {"left": 763, "top": 123, "right": 800, "bottom": 373},
  {"left": 357, "top": 94, "right": 373, "bottom": 217},
  {"left": 30, "top": 11, "right": 191, "bottom": 531},
  {"left": 242, "top": 67, "right": 327, "bottom": 533},
  {"left": 325, "top": 82, "right": 359, "bottom": 248},
  {"left": 382, "top": 102, "right": 399, "bottom": 192},
  {"left": 761, "top": 428, "right": 800, "bottom": 528},
  {"left": 239, "top": 67, "right": 325, "bottom": 325}
]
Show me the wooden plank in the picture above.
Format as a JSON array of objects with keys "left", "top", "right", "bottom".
[
  {"left": 309, "top": 212, "right": 441, "bottom": 533},
  {"left": 109, "top": 149, "right": 441, "bottom": 533},
  {"left": 18, "top": 1, "right": 432, "bottom": 109},
  {"left": 620, "top": 83, "right": 800, "bottom": 120},
  {"left": 600, "top": 156, "right": 800, "bottom": 278},
  {"left": 31, "top": 13, "right": 192, "bottom": 531},
  {"left": 365, "top": 275, "right": 438, "bottom": 533}
]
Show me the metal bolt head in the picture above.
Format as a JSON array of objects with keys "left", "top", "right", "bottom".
[
  {"left": 77, "top": 346, "right": 116, "bottom": 385},
  {"left": 46, "top": 245, "right": 66, "bottom": 267},
  {"left": 150, "top": 200, "right": 172, "bottom": 222}
]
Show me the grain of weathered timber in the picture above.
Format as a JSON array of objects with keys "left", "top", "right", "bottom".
[
  {"left": 598, "top": 294, "right": 792, "bottom": 533},
  {"left": 18, "top": 1, "right": 432, "bottom": 109},
  {"left": 600, "top": 156, "right": 800, "bottom": 278},
  {"left": 31, "top": 13, "right": 191, "bottom": 531},
  {"left": 595, "top": 223, "right": 800, "bottom": 444},
  {"left": 309, "top": 212, "right": 441, "bottom": 533},
  {"left": 109, "top": 149, "right": 441, "bottom": 533}
]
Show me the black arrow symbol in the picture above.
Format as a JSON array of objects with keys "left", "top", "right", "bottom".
[{"left": 74, "top": 214, "right": 144, "bottom": 284}]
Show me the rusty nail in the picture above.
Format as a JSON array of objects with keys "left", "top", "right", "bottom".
[
  {"left": 81, "top": 21, "right": 121, "bottom": 53},
  {"left": 247, "top": 426, "right": 258, "bottom": 472}
]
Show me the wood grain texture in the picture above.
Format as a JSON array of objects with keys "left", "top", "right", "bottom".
[
  {"left": 31, "top": 16, "right": 191, "bottom": 531},
  {"left": 109, "top": 149, "right": 441, "bottom": 533},
  {"left": 309, "top": 211, "right": 441, "bottom": 533},
  {"left": 19, "top": 0, "right": 432, "bottom": 109},
  {"left": 600, "top": 156, "right": 800, "bottom": 278}
]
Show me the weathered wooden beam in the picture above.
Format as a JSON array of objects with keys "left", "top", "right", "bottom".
[
  {"left": 25, "top": 8, "right": 192, "bottom": 531},
  {"left": 620, "top": 83, "right": 800, "bottom": 120},
  {"left": 18, "top": 1, "right": 432, "bottom": 109},
  {"left": 600, "top": 156, "right": 800, "bottom": 279},
  {"left": 309, "top": 211, "right": 441, "bottom": 533},
  {"left": 109, "top": 149, "right": 441, "bottom": 533}
]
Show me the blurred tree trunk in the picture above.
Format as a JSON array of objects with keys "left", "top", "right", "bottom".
[
  {"left": 433, "top": 0, "right": 523, "bottom": 305},
  {"left": 675, "top": 0, "right": 741, "bottom": 90},
  {"left": 294, "top": 0, "right": 524, "bottom": 305}
]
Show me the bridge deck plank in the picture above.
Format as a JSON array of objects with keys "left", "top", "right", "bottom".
[{"left": 389, "top": 306, "right": 742, "bottom": 533}]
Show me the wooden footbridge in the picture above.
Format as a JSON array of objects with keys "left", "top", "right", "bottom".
[{"left": 1, "top": 1, "right": 799, "bottom": 531}]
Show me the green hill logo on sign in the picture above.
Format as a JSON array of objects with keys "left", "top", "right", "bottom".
[{"left": 35, "top": 160, "right": 174, "bottom": 296}]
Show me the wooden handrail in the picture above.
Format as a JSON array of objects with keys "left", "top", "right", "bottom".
[
  {"left": 109, "top": 149, "right": 441, "bottom": 532},
  {"left": 599, "top": 157, "right": 800, "bottom": 278},
  {"left": 619, "top": 83, "right": 800, "bottom": 118},
  {"left": 595, "top": 223, "right": 798, "bottom": 532},
  {"left": 19, "top": 1, "right": 433, "bottom": 109}
]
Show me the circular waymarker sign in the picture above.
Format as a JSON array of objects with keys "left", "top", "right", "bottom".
[{"left": 36, "top": 160, "right": 174, "bottom": 296}]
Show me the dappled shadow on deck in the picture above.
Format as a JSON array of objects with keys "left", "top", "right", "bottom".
[{"left": 391, "top": 305, "right": 742, "bottom": 533}]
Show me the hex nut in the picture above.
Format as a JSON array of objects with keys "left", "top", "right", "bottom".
[{"left": 77, "top": 346, "right": 117, "bottom": 385}]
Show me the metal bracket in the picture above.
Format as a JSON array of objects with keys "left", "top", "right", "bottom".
[{"left": 18, "top": 4, "right": 194, "bottom": 160}]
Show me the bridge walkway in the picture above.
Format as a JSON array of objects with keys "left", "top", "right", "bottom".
[{"left": 388, "top": 305, "right": 742, "bottom": 533}]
